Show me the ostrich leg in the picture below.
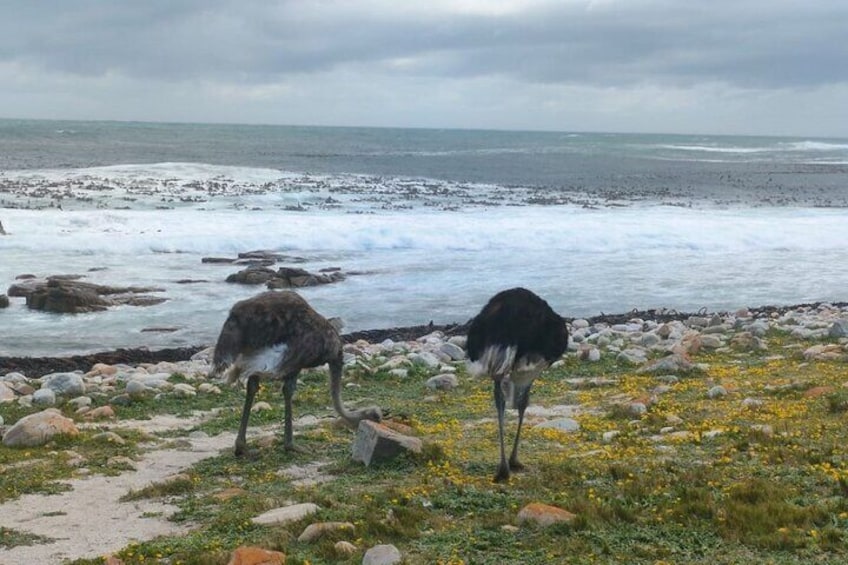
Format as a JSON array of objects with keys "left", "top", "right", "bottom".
[
  {"left": 509, "top": 382, "right": 533, "bottom": 472},
  {"left": 493, "top": 379, "right": 511, "bottom": 482},
  {"left": 282, "top": 372, "right": 306, "bottom": 452},
  {"left": 235, "top": 374, "right": 260, "bottom": 457}
]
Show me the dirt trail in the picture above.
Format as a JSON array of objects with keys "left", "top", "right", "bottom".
[{"left": 0, "top": 417, "right": 235, "bottom": 563}]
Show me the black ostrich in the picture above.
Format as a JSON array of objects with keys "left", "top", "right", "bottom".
[
  {"left": 211, "top": 290, "right": 383, "bottom": 456},
  {"left": 466, "top": 287, "right": 569, "bottom": 482}
]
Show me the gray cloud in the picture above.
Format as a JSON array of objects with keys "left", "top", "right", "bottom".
[
  {"left": 1, "top": 1, "right": 847, "bottom": 135},
  {"left": 3, "top": 1, "right": 846, "bottom": 87}
]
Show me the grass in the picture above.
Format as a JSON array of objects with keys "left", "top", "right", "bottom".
[{"left": 2, "top": 330, "right": 848, "bottom": 563}]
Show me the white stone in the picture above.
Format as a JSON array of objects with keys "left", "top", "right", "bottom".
[
  {"left": 252, "top": 503, "right": 320, "bottom": 526},
  {"left": 67, "top": 396, "right": 92, "bottom": 409},
  {"left": 32, "top": 388, "right": 56, "bottom": 406},
  {"left": 602, "top": 430, "right": 620, "bottom": 442},
  {"left": 362, "top": 544, "right": 403, "bottom": 565},
  {"left": 173, "top": 383, "right": 197, "bottom": 398},
  {"left": 534, "top": 418, "right": 580, "bottom": 433},
  {"left": 425, "top": 374, "right": 458, "bottom": 391},
  {"left": 707, "top": 385, "right": 728, "bottom": 399},
  {"left": 439, "top": 342, "right": 466, "bottom": 361},
  {"left": 408, "top": 351, "right": 441, "bottom": 368},
  {"left": 40, "top": 372, "right": 85, "bottom": 396}
]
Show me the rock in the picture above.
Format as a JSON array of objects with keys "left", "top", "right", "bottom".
[
  {"left": 638, "top": 354, "right": 694, "bottom": 374},
  {"left": 227, "top": 546, "right": 286, "bottom": 565},
  {"left": 425, "top": 373, "right": 458, "bottom": 391},
  {"left": 803, "top": 344, "right": 844, "bottom": 361},
  {"left": 297, "top": 521, "right": 355, "bottom": 543},
  {"left": 0, "top": 294, "right": 9, "bottom": 308},
  {"left": 617, "top": 349, "right": 647, "bottom": 364},
  {"left": 85, "top": 406, "right": 117, "bottom": 420},
  {"left": 804, "top": 386, "right": 835, "bottom": 399},
  {"left": 226, "top": 266, "right": 279, "bottom": 285},
  {"left": 517, "top": 502, "right": 577, "bottom": 527},
  {"left": 362, "top": 544, "right": 402, "bottom": 565},
  {"left": 41, "top": 372, "right": 86, "bottom": 396},
  {"left": 699, "top": 335, "right": 723, "bottom": 349},
  {"left": 107, "top": 456, "right": 137, "bottom": 469},
  {"left": 534, "top": 418, "right": 580, "bottom": 433},
  {"left": 741, "top": 398, "right": 764, "bottom": 410},
  {"left": 352, "top": 420, "right": 423, "bottom": 466},
  {"left": 2, "top": 408, "right": 80, "bottom": 447},
  {"left": 408, "top": 351, "right": 441, "bottom": 368},
  {"left": 111, "top": 393, "right": 132, "bottom": 406},
  {"left": 707, "top": 385, "right": 728, "bottom": 399},
  {"left": 92, "top": 431, "right": 126, "bottom": 444},
  {"left": 829, "top": 319, "right": 848, "bottom": 338},
  {"left": 602, "top": 430, "right": 620, "bottom": 442},
  {"left": 125, "top": 380, "right": 149, "bottom": 398},
  {"left": 334, "top": 540, "right": 357, "bottom": 556},
  {"left": 1, "top": 381, "right": 19, "bottom": 403},
  {"left": 23, "top": 277, "right": 165, "bottom": 313},
  {"left": 173, "top": 383, "right": 197, "bottom": 397},
  {"left": 252, "top": 503, "right": 320, "bottom": 526},
  {"left": 252, "top": 401, "right": 273, "bottom": 412},
  {"left": 439, "top": 342, "right": 466, "bottom": 361},
  {"left": 32, "top": 387, "right": 57, "bottom": 406},
  {"left": 67, "top": 395, "right": 92, "bottom": 409}
]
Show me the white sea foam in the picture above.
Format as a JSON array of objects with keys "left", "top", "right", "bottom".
[
  {"left": 3, "top": 202, "right": 848, "bottom": 356},
  {"left": 3, "top": 159, "right": 848, "bottom": 356}
]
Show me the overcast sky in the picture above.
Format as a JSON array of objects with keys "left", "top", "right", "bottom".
[{"left": 2, "top": 0, "right": 847, "bottom": 137}]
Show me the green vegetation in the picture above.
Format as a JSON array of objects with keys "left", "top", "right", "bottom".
[{"left": 2, "top": 331, "right": 848, "bottom": 563}]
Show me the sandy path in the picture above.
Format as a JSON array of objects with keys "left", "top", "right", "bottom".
[{"left": 0, "top": 417, "right": 236, "bottom": 563}]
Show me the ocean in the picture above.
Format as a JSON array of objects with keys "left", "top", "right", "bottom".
[{"left": 1, "top": 119, "right": 848, "bottom": 356}]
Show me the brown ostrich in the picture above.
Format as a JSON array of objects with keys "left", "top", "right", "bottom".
[
  {"left": 466, "top": 287, "right": 569, "bottom": 482},
  {"left": 211, "top": 290, "right": 382, "bottom": 456}
]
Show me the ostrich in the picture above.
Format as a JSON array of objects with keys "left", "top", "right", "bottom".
[
  {"left": 467, "top": 287, "right": 569, "bottom": 482},
  {"left": 211, "top": 290, "right": 383, "bottom": 456}
]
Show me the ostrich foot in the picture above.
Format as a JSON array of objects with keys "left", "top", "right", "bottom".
[{"left": 494, "top": 463, "right": 511, "bottom": 483}]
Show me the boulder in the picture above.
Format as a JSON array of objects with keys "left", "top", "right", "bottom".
[
  {"left": 41, "top": 372, "right": 86, "bottom": 396},
  {"left": 517, "top": 502, "right": 577, "bottom": 527},
  {"left": 0, "top": 294, "right": 9, "bottom": 308},
  {"left": 425, "top": 373, "right": 459, "bottom": 391},
  {"left": 362, "top": 544, "right": 402, "bottom": 565},
  {"left": 226, "top": 546, "right": 286, "bottom": 565},
  {"left": 297, "top": 521, "right": 355, "bottom": 543},
  {"left": 2, "top": 408, "right": 80, "bottom": 447},
  {"left": 21, "top": 277, "right": 166, "bottom": 313},
  {"left": 32, "top": 387, "right": 57, "bottom": 406},
  {"left": 226, "top": 266, "right": 279, "bottom": 285},
  {"left": 352, "top": 420, "right": 422, "bottom": 466},
  {"left": 252, "top": 503, "right": 320, "bottom": 526}
]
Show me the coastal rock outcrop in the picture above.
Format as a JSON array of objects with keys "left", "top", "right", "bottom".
[
  {"left": 226, "top": 265, "right": 345, "bottom": 288},
  {"left": 0, "top": 294, "right": 8, "bottom": 308},
  {"left": 9, "top": 276, "right": 167, "bottom": 313}
]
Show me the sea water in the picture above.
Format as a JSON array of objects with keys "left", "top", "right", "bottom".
[{"left": 1, "top": 120, "right": 847, "bottom": 356}]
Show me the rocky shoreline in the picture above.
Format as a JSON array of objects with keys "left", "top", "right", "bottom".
[{"left": 3, "top": 301, "right": 846, "bottom": 376}]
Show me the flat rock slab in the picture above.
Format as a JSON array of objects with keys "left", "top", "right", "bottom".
[{"left": 351, "top": 420, "right": 422, "bottom": 466}]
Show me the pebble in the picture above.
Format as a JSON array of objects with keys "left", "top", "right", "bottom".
[{"left": 707, "top": 385, "right": 728, "bottom": 399}]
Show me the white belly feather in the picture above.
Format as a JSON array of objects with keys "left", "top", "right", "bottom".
[{"left": 225, "top": 343, "right": 289, "bottom": 385}]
